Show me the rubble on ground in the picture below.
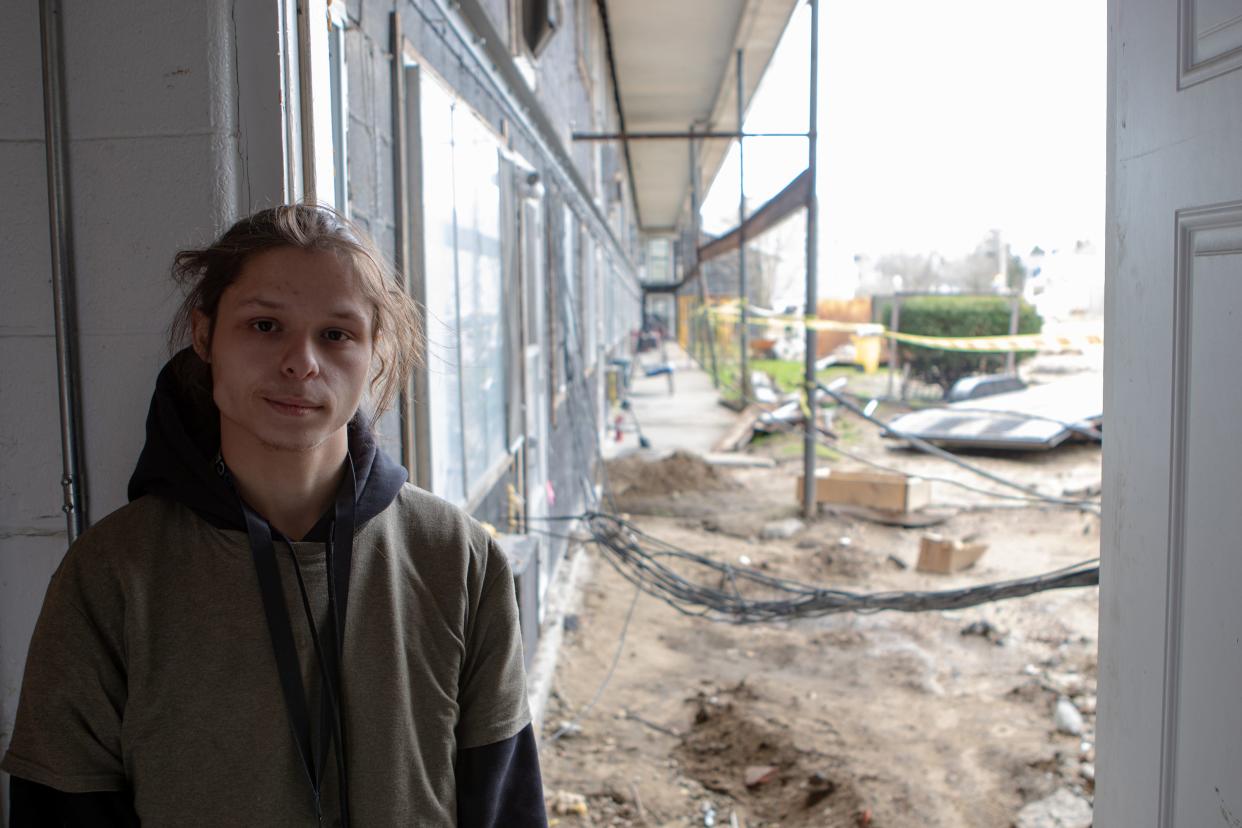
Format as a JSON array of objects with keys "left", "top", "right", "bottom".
[
  {"left": 1014, "top": 788, "right": 1093, "bottom": 828},
  {"left": 606, "top": 450, "right": 734, "bottom": 499},
  {"left": 759, "top": 517, "right": 804, "bottom": 540}
]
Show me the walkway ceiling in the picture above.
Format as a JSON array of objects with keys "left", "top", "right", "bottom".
[{"left": 602, "top": 0, "right": 800, "bottom": 232}]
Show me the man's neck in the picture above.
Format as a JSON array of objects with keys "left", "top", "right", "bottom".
[{"left": 221, "top": 424, "right": 349, "bottom": 541}]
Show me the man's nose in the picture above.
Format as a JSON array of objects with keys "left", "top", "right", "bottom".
[{"left": 281, "top": 335, "right": 320, "bottom": 379}]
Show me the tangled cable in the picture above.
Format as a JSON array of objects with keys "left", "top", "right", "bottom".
[{"left": 567, "top": 512, "right": 1099, "bottom": 624}]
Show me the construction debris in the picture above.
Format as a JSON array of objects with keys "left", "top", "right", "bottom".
[
  {"left": 884, "top": 374, "right": 1103, "bottom": 452},
  {"left": 818, "top": 504, "right": 953, "bottom": 528},
  {"left": 916, "top": 534, "right": 988, "bottom": 574},
  {"left": 1054, "top": 697, "right": 1085, "bottom": 736},
  {"left": 743, "top": 765, "right": 780, "bottom": 788},
  {"left": 607, "top": 450, "right": 734, "bottom": 499},
  {"left": 759, "top": 518, "right": 804, "bottom": 540},
  {"left": 712, "top": 404, "right": 764, "bottom": 452},
  {"left": 1014, "top": 789, "right": 1093, "bottom": 828},
  {"left": 799, "top": 468, "right": 932, "bottom": 513},
  {"left": 703, "top": 452, "right": 776, "bottom": 469},
  {"left": 546, "top": 789, "right": 589, "bottom": 816},
  {"left": 960, "top": 619, "right": 1005, "bottom": 645}
]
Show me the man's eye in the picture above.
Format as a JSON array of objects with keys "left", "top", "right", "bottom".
[{"left": 253, "top": 320, "right": 276, "bottom": 333}]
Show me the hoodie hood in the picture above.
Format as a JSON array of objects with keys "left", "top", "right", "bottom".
[{"left": 128, "top": 349, "right": 408, "bottom": 539}]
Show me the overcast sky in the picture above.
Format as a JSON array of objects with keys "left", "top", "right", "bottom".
[{"left": 700, "top": 0, "right": 1106, "bottom": 268}]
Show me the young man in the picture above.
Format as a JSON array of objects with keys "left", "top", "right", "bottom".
[{"left": 3, "top": 205, "right": 547, "bottom": 826}]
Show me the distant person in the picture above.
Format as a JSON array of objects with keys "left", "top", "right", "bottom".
[{"left": 3, "top": 204, "right": 547, "bottom": 826}]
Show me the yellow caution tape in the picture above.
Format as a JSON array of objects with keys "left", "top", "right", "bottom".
[
  {"left": 887, "top": 331, "right": 1105, "bottom": 353},
  {"left": 692, "top": 303, "right": 1103, "bottom": 353}
]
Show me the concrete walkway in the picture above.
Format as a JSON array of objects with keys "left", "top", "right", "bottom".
[{"left": 602, "top": 343, "right": 738, "bottom": 458}]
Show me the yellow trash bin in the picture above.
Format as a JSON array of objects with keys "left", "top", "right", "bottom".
[{"left": 851, "top": 334, "right": 883, "bottom": 375}]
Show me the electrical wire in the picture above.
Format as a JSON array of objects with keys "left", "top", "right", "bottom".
[
  {"left": 579, "top": 512, "right": 1099, "bottom": 624},
  {"left": 529, "top": 354, "right": 1101, "bottom": 726},
  {"left": 546, "top": 580, "right": 642, "bottom": 743}
]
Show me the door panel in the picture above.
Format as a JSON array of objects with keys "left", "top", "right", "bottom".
[
  {"left": 1166, "top": 207, "right": 1242, "bottom": 827},
  {"left": 1100, "top": 0, "right": 1242, "bottom": 825}
]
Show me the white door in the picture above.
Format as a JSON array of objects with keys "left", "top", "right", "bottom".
[{"left": 1098, "top": 2, "right": 1242, "bottom": 825}]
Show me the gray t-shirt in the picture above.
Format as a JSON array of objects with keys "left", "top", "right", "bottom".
[{"left": 2, "top": 484, "right": 530, "bottom": 825}]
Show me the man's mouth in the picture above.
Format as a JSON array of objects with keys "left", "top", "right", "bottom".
[{"left": 264, "top": 397, "right": 323, "bottom": 416}]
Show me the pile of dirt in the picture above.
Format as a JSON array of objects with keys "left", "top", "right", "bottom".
[
  {"left": 605, "top": 450, "right": 734, "bottom": 500},
  {"left": 674, "top": 683, "right": 868, "bottom": 827}
]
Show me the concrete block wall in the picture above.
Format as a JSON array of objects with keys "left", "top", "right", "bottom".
[
  {"left": 341, "top": 5, "right": 404, "bottom": 458},
  {"left": 0, "top": 1, "right": 285, "bottom": 814},
  {"left": 0, "top": 9, "right": 65, "bottom": 810}
]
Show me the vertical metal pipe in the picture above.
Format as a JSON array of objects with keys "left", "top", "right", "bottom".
[
  {"left": 404, "top": 64, "right": 434, "bottom": 491},
  {"left": 689, "top": 125, "right": 719, "bottom": 387},
  {"left": 40, "top": 0, "right": 86, "bottom": 542},
  {"left": 736, "top": 49, "right": 750, "bottom": 401},
  {"left": 801, "top": 0, "right": 820, "bottom": 519},
  {"left": 297, "top": 0, "right": 317, "bottom": 202},
  {"left": 390, "top": 12, "right": 419, "bottom": 480}
]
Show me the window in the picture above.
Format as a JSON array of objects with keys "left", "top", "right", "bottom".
[
  {"left": 297, "top": 0, "right": 349, "bottom": 210},
  {"left": 418, "top": 70, "right": 509, "bottom": 505},
  {"left": 578, "top": 227, "right": 597, "bottom": 372},
  {"left": 419, "top": 73, "right": 466, "bottom": 502},
  {"left": 326, "top": 7, "right": 349, "bottom": 212},
  {"left": 576, "top": 0, "right": 596, "bottom": 95},
  {"left": 646, "top": 237, "right": 674, "bottom": 284},
  {"left": 453, "top": 113, "right": 507, "bottom": 492},
  {"left": 557, "top": 205, "right": 576, "bottom": 388},
  {"left": 522, "top": 0, "right": 561, "bottom": 56}
]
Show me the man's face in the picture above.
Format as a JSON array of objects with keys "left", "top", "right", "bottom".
[{"left": 193, "top": 246, "right": 375, "bottom": 455}]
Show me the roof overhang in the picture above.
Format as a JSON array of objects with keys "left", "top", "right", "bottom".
[{"left": 602, "top": 0, "right": 800, "bottom": 232}]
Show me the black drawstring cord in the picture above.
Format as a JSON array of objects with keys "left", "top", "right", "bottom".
[
  {"left": 283, "top": 535, "right": 344, "bottom": 794},
  {"left": 238, "top": 500, "right": 323, "bottom": 819},
  {"left": 223, "top": 453, "right": 357, "bottom": 827},
  {"left": 326, "top": 459, "right": 356, "bottom": 826}
]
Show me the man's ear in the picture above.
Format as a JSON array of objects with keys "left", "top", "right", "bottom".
[{"left": 190, "top": 309, "right": 211, "bottom": 363}]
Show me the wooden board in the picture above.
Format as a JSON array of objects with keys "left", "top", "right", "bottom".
[
  {"left": 712, "top": 403, "right": 764, "bottom": 453},
  {"left": 797, "top": 469, "right": 931, "bottom": 513},
  {"left": 916, "top": 535, "right": 988, "bottom": 574}
]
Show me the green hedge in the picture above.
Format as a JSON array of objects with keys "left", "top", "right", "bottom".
[{"left": 875, "top": 296, "right": 1042, "bottom": 392}]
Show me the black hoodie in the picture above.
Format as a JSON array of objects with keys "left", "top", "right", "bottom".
[
  {"left": 127, "top": 349, "right": 408, "bottom": 540},
  {"left": 9, "top": 351, "right": 547, "bottom": 827}
]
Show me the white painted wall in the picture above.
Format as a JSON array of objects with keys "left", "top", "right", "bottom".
[
  {"left": 0, "top": 1, "right": 286, "bottom": 816},
  {"left": 0, "top": 8, "right": 64, "bottom": 814}
]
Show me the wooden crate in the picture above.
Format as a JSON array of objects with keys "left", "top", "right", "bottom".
[{"left": 797, "top": 469, "right": 931, "bottom": 513}]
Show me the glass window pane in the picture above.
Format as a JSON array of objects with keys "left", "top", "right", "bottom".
[
  {"left": 453, "top": 109, "right": 507, "bottom": 490},
  {"left": 420, "top": 73, "right": 466, "bottom": 503}
]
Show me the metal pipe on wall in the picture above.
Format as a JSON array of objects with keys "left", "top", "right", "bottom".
[
  {"left": 802, "top": 0, "right": 821, "bottom": 519},
  {"left": 689, "top": 125, "right": 720, "bottom": 388},
  {"left": 736, "top": 48, "right": 751, "bottom": 401},
  {"left": 390, "top": 12, "right": 423, "bottom": 483},
  {"left": 39, "top": 0, "right": 87, "bottom": 542}
]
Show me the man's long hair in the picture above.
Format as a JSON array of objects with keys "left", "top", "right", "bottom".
[{"left": 169, "top": 204, "right": 422, "bottom": 428}]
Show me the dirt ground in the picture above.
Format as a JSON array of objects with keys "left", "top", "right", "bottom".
[{"left": 540, "top": 392, "right": 1102, "bottom": 827}]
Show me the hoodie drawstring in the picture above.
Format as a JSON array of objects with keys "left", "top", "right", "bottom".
[{"left": 227, "top": 455, "right": 357, "bottom": 826}]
